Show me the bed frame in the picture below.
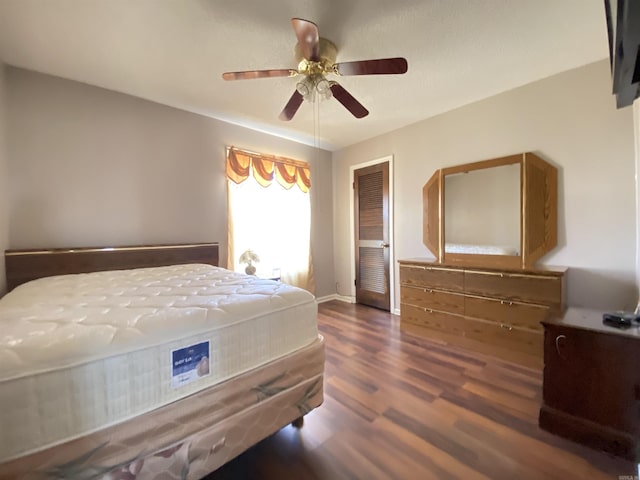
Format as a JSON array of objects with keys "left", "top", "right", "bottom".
[{"left": 1, "top": 243, "right": 324, "bottom": 480}]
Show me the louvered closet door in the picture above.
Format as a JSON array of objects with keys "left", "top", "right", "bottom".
[{"left": 354, "top": 162, "right": 390, "bottom": 311}]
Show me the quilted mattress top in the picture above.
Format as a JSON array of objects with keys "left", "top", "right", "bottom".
[{"left": 0, "top": 264, "right": 316, "bottom": 381}]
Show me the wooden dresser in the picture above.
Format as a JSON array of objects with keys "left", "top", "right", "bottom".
[
  {"left": 540, "top": 308, "right": 640, "bottom": 461},
  {"left": 399, "top": 259, "right": 567, "bottom": 368}
]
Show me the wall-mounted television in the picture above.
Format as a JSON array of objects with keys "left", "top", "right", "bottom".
[{"left": 604, "top": 0, "right": 640, "bottom": 107}]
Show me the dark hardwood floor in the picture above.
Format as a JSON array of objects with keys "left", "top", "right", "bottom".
[{"left": 208, "top": 301, "right": 635, "bottom": 479}]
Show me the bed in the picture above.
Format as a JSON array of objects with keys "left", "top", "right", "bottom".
[{"left": 0, "top": 243, "right": 324, "bottom": 480}]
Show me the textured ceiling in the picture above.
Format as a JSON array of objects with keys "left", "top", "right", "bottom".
[{"left": 0, "top": 0, "right": 609, "bottom": 151}]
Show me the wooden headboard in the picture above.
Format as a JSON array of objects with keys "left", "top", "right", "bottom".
[{"left": 5, "top": 243, "right": 220, "bottom": 292}]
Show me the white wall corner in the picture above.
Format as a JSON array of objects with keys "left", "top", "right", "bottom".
[
  {"left": 0, "top": 62, "right": 8, "bottom": 297},
  {"left": 634, "top": 99, "right": 640, "bottom": 312}
]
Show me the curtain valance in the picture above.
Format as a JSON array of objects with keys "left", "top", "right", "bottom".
[{"left": 226, "top": 147, "right": 311, "bottom": 193}]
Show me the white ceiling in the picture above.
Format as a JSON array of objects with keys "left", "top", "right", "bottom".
[{"left": 0, "top": 0, "right": 609, "bottom": 151}]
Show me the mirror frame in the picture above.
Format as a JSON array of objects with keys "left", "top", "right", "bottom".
[{"left": 422, "top": 152, "right": 557, "bottom": 270}]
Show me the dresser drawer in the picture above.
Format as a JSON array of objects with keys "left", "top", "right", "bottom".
[
  {"left": 464, "top": 317, "right": 543, "bottom": 357},
  {"left": 402, "top": 303, "right": 542, "bottom": 356},
  {"left": 401, "top": 285, "right": 464, "bottom": 314},
  {"left": 464, "top": 295, "right": 549, "bottom": 331},
  {"left": 400, "top": 265, "right": 463, "bottom": 292},
  {"left": 464, "top": 270, "right": 562, "bottom": 308},
  {"left": 400, "top": 303, "right": 466, "bottom": 337}
]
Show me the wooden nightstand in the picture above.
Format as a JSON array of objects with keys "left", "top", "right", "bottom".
[{"left": 539, "top": 308, "right": 640, "bottom": 460}]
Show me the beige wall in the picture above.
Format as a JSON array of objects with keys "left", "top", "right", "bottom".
[
  {"left": 6, "top": 67, "right": 335, "bottom": 297},
  {"left": 333, "top": 60, "right": 636, "bottom": 311},
  {"left": 0, "top": 64, "right": 8, "bottom": 295}
]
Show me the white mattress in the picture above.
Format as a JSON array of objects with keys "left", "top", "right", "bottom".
[{"left": 0, "top": 264, "right": 318, "bottom": 462}]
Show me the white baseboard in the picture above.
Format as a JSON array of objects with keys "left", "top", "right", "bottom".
[
  {"left": 317, "top": 295, "right": 399, "bottom": 315},
  {"left": 336, "top": 295, "right": 355, "bottom": 303},
  {"left": 315, "top": 294, "right": 337, "bottom": 303},
  {"left": 316, "top": 294, "right": 356, "bottom": 304}
]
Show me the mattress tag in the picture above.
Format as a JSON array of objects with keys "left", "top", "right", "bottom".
[{"left": 171, "top": 341, "right": 210, "bottom": 389}]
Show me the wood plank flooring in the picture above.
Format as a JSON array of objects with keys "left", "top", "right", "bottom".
[{"left": 207, "top": 301, "right": 635, "bottom": 479}]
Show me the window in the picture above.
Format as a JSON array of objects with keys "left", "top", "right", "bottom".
[{"left": 226, "top": 147, "right": 314, "bottom": 292}]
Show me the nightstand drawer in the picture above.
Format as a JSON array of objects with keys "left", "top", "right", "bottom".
[
  {"left": 400, "top": 264, "right": 463, "bottom": 292},
  {"left": 401, "top": 285, "right": 464, "bottom": 315},
  {"left": 465, "top": 295, "right": 549, "bottom": 331}
]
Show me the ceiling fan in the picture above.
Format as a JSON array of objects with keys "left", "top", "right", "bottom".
[{"left": 222, "top": 18, "right": 408, "bottom": 121}]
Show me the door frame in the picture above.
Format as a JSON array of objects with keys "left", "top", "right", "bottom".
[{"left": 349, "top": 155, "right": 396, "bottom": 314}]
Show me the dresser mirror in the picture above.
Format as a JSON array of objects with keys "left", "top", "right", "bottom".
[
  {"left": 423, "top": 153, "right": 558, "bottom": 270},
  {"left": 444, "top": 163, "right": 520, "bottom": 256}
]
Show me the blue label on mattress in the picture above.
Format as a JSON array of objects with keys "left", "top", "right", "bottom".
[{"left": 171, "top": 341, "right": 210, "bottom": 389}]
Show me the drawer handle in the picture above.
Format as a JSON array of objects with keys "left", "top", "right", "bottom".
[
  {"left": 500, "top": 300, "right": 514, "bottom": 306},
  {"left": 423, "top": 288, "right": 433, "bottom": 293},
  {"left": 500, "top": 323, "right": 513, "bottom": 331},
  {"left": 555, "top": 335, "right": 567, "bottom": 360}
]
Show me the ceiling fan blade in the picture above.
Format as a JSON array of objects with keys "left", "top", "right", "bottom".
[
  {"left": 334, "top": 57, "right": 408, "bottom": 76},
  {"left": 291, "top": 18, "right": 320, "bottom": 61},
  {"left": 329, "top": 82, "right": 369, "bottom": 119},
  {"left": 279, "top": 90, "right": 304, "bottom": 121},
  {"left": 222, "top": 69, "right": 296, "bottom": 81}
]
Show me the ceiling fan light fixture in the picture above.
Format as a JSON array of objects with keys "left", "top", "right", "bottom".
[
  {"left": 296, "top": 79, "right": 311, "bottom": 97},
  {"left": 315, "top": 77, "right": 332, "bottom": 101},
  {"left": 296, "top": 76, "right": 315, "bottom": 102},
  {"left": 222, "top": 18, "right": 408, "bottom": 121},
  {"left": 296, "top": 76, "right": 332, "bottom": 103}
]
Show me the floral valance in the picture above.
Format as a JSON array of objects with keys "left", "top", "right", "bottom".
[{"left": 226, "top": 147, "right": 311, "bottom": 193}]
